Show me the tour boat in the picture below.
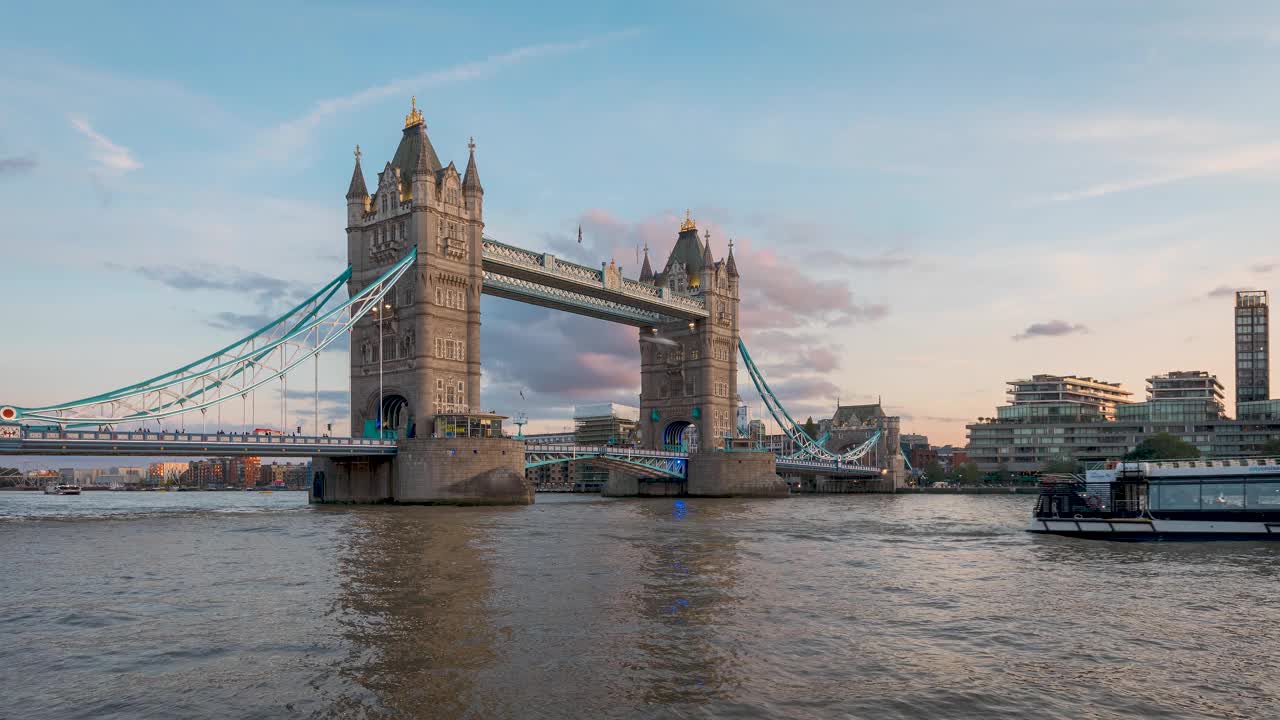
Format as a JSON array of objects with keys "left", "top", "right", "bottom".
[
  {"left": 1029, "top": 459, "right": 1280, "bottom": 539},
  {"left": 43, "top": 484, "right": 82, "bottom": 495}
]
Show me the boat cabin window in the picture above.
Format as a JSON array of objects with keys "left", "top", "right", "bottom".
[
  {"left": 1149, "top": 479, "right": 1280, "bottom": 510},
  {"left": 1200, "top": 482, "right": 1245, "bottom": 509},
  {"left": 1246, "top": 482, "right": 1280, "bottom": 508},
  {"left": 1150, "top": 483, "right": 1200, "bottom": 510}
]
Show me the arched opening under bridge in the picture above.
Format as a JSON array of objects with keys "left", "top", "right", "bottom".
[
  {"left": 662, "top": 420, "right": 697, "bottom": 452},
  {"left": 380, "top": 394, "right": 415, "bottom": 438}
]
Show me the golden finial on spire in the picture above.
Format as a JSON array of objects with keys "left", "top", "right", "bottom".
[
  {"left": 404, "top": 95, "right": 424, "bottom": 128},
  {"left": 680, "top": 208, "right": 696, "bottom": 232}
]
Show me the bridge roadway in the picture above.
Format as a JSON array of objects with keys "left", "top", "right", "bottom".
[
  {"left": 0, "top": 430, "right": 882, "bottom": 479},
  {"left": 0, "top": 429, "right": 398, "bottom": 457}
]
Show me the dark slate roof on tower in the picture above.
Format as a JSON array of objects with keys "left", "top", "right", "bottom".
[
  {"left": 346, "top": 145, "right": 369, "bottom": 199},
  {"left": 832, "top": 403, "right": 886, "bottom": 427},
  {"left": 657, "top": 210, "right": 706, "bottom": 286},
  {"left": 391, "top": 112, "right": 441, "bottom": 189},
  {"left": 639, "top": 246, "right": 654, "bottom": 283},
  {"left": 463, "top": 137, "right": 483, "bottom": 193}
]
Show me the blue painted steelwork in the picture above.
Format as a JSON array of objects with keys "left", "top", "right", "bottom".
[
  {"left": 525, "top": 443, "right": 877, "bottom": 479},
  {"left": 524, "top": 444, "right": 688, "bottom": 479},
  {"left": 7, "top": 250, "right": 417, "bottom": 427},
  {"left": 739, "top": 340, "right": 883, "bottom": 464},
  {"left": 2, "top": 427, "right": 397, "bottom": 457},
  {"left": 14, "top": 270, "right": 348, "bottom": 418}
]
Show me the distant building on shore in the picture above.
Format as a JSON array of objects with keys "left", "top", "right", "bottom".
[
  {"left": 1235, "top": 290, "right": 1269, "bottom": 412},
  {"left": 573, "top": 403, "right": 639, "bottom": 446},
  {"left": 967, "top": 368, "right": 1280, "bottom": 472}
]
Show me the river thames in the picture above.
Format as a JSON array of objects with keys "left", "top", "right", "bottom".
[{"left": 2, "top": 491, "right": 1276, "bottom": 719}]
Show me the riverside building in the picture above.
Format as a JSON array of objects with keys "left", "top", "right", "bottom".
[
  {"left": 966, "top": 370, "right": 1280, "bottom": 472},
  {"left": 1236, "top": 290, "right": 1269, "bottom": 411}
]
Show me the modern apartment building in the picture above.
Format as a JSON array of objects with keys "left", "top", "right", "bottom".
[
  {"left": 967, "top": 370, "right": 1280, "bottom": 472},
  {"left": 991, "top": 375, "right": 1132, "bottom": 424},
  {"left": 573, "top": 403, "right": 639, "bottom": 446},
  {"left": 1236, "top": 290, "right": 1269, "bottom": 411},
  {"left": 1147, "top": 370, "right": 1225, "bottom": 406}
]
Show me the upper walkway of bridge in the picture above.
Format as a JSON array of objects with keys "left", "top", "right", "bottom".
[{"left": 481, "top": 237, "right": 708, "bottom": 326}]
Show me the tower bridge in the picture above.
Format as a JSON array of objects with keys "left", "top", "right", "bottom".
[{"left": 0, "top": 98, "right": 904, "bottom": 502}]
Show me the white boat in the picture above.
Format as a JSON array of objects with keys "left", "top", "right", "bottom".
[
  {"left": 1028, "top": 459, "right": 1280, "bottom": 540},
  {"left": 43, "top": 484, "right": 82, "bottom": 495}
]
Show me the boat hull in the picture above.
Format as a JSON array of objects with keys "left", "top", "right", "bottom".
[{"left": 1027, "top": 518, "right": 1280, "bottom": 540}]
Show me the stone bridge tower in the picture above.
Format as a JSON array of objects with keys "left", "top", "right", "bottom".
[
  {"left": 637, "top": 213, "right": 741, "bottom": 452},
  {"left": 345, "top": 98, "right": 485, "bottom": 438}
]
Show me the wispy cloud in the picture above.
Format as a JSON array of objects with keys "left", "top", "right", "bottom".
[
  {"left": 68, "top": 114, "right": 141, "bottom": 174},
  {"left": 808, "top": 248, "right": 923, "bottom": 270},
  {"left": 1012, "top": 320, "right": 1088, "bottom": 341},
  {"left": 1207, "top": 285, "right": 1250, "bottom": 298},
  {"left": 1251, "top": 262, "right": 1276, "bottom": 274},
  {"left": 257, "top": 30, "right": 640, "bottom": 161},
  {"left": 207, "top": 311, "right": 277, "bottom": 332},
  {"left": 1042, "top": 114, "right": 1238, "bottom": 146},
  {"left": 1046, "top": 141, "right": 1280, "bottom": 202},
  {"left": 128, "top": 263, "right": 309, "bottom": 306},
  {"left": 1035, "top": 111, "right": 1280, "bottom": 203},
  {"left": 0, "top": 154, "right": 37, "bottom": 177}
]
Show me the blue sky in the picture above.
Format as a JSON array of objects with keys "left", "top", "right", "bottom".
[{"left": 3, "top": 1, "right": 1280, "bottom": 447}]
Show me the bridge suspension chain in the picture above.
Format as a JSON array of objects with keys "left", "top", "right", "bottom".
[
  {"left": 737, "top": 339, "right": 882, "bottom": 464},
  {"left": 7, "top": 250, "right": 417, "bottom": 427}
]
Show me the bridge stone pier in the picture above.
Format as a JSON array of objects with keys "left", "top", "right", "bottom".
[{"left": 314, "top": 436, "right": 531, "bottom": 505}]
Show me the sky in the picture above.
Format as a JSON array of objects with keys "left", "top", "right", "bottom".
[{"left": 3, "top": 1, "right": 1280, "bottom": 450}]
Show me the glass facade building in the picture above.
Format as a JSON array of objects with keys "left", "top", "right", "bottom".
[{"left": 1236, "top": 290, "right": 1269, "bottom": 411}]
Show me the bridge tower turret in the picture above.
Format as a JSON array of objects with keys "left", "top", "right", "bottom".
[
  {"left": 326, "top": 98, "right": 528, "bottom": 506},
  {"left": 346, "top": 145, "right": 370, "bottom": 226},
  {"left": 346, "top": 97, "right": 485, "bottom": 439},
  {"left": 638, "top": 214, "right": 740, "bottom": 454}
]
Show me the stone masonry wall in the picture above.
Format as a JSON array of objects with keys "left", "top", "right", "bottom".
[
  {"left": 311, "top": 456, "right": 394, "bottom": 503},
  {"left": 392, "top": 436, "right": 532, "bottom": 505},
  {"left": 686, "top": 451, "right": 788, "bottom": 497}
]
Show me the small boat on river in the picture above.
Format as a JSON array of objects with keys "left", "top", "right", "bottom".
[
  {"left": 43, "top": 484, "right": 82, "bottom": 495},
  {"left": 1029, "top": 459, "right": 1280, "bottom": 540}
]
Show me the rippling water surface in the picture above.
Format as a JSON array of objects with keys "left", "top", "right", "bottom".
[{"left": 2, "top": 490, "right": 1277, "bottom": 719}]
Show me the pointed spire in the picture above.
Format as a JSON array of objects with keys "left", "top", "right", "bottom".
[
  {"left": 404, "top": 95, "right": 424, "bottom": 128},
  {"left": 463, "top": 136, "right": 483, "bottom": 193},
  {"left": 680, "top": 209, "right": 697, "bottom": 233},
  {"left": 346, "top": 144, "right": 368, "bottom": 200},
  {"left": 639, "top": 243, "right": 654, "bottom": 283},
  {"left": 726, "top": 237, "right": 739, "bottom": 277},
  {"left": 415, "top": 126, "right": 432, "bottom": 175},
  {"left": 702, "top": 228, "right": 715, "bottom": 267}
]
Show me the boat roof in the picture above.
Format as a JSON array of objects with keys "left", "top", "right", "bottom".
[{"left": 1093, "top": 458, "right": 1280, "bottom": 480}]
